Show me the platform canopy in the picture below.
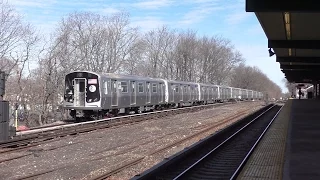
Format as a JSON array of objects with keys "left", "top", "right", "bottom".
[{"left": 246, "top": 0, "right": 320, "bottom": 83}]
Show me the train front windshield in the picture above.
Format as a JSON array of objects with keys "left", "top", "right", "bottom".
[{"left": 64, "top": 77, "right": 74, "bottom": 103}]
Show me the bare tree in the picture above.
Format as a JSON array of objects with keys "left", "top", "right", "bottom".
[
  {"left": 0, "top": 1, "right": 39, "bottom": 127},
  {"left": 142, "top": 26, "right": 177, "bottom": 78},
  {"left": 121, "top": 38, "right": 146, "bottom": 75},
  {"left": 230, "top": 64, "right": 283, "bottom": 99},
  {"left": 172, "top": 30, "right": 198, "bottom": 81},
  {"left": 0, "top": 1, "right": 38, "bottom": 75},
  {"left": 53, "top": 11, "right": 139, "bottom": 74}
]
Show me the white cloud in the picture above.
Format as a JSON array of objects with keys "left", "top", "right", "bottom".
[
  {"left": 225, "top": 12, "right": 250, "bottom": 26},
  {"left": 131, "top": 16, "right": 167, "bottom": 32},
  {"left": 132, "top": 0, "right": 173, "bottom": 9},
  {"left": 9, "top": 0, "right": 56, "bottom": 8},
  {"left": 101, "top": 7, "right": 120, "bottom": 14},
  {"left": 223, "top": 0, "right": 251, "bottom": 26},
  {"left": 85, "top": 7, "right": 121, "bottom": 15},
  {"left": 185, "top": 0, "right": 218, "bottom": 4},
  {"left": 178, "top": 2, "right": 224, "bottom": 25}
]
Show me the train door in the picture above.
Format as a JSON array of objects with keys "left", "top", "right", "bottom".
[
  {"left": 202, "top": 87, "right": 205, "bottom": 101},
  {"left": 188, "top": 86, "right": 191, "bottom": 101},
  {"left": 180, "top": 85, "right": 183, "bottom": 101},
  {"left": 172, "top": 85, "right": 175, "bottom": 102},
  {"left": 130, "top": 81, "right": 136, "bottom": 105},
  {"left": 160, "top": 83, "right": 164, "bottom": 103},
  {"left": 111, "top": 80, "right": 118, "bottom": 106},
  {"left": 73, "top": 78, "right": 86, "bottom": 106},
  {"left": 222, "top": 88, "right": 225, "bottom": 99},
  {"left": 146, "top": 82, "right": 151, "bottom": 103},
  {"left": 191, "top": 86, "right": 194, "bottom": 101}
]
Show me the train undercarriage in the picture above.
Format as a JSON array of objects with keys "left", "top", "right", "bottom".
[{"left": 68, "top": 99, "right": 234, "bottom": 122}]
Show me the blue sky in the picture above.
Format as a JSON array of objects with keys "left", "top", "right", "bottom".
[{"left": 10, "top": 0, "right": 286, "bottom": 92}]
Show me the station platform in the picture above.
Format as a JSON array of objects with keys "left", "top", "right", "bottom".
[{"left": 237, "top": 99, "right": 320, "bottom": 180}]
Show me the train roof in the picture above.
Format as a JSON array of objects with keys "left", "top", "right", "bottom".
[
  {"left": 166, "top": 79, "right": 198, "bottom": 85},
  {"left": 197, "top": 82, "right": 219, "bottom": 87},
  {"left": 101, "top": 73, "right": 164, "bottom": 82},
  {"left": 66, "top": 71, "right": 263, "bottom": 94},
  {"left": 66, "top": 71, "right": 164, "bottom": 82}
]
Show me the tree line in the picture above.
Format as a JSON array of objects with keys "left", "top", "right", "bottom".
[{"left": 0, "top": 1, "right": 284, "bottom": 126}]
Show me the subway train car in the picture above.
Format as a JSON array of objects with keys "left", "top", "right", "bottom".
[
  {"left": 64, "top": 71, "right": 166, "bottom": 120},
  {"left": 64, "top": 71, "right": 263, "bottom": 121},
  {"left": 240, "top": 89, "right": 248, "bottom": 100},
  {"left": 232, "top": 88, "right": 241, "bottom": 100},
  {"left": 165, "top": 80, "right": 199, "bottom": 107},
  {"left": 197, "top": 83, "right": 219, "bottom": 104}
]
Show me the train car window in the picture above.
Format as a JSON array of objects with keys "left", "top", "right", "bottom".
[
  {"left": 104, "top": 82, "right": 108, "bottom": 94},
  {"left": 175, "top": 86, "right": 179, "bottom": 93},
  {"left": 138, "top": 83, "right": 144, "bottom": 93},
  {"left": 152, "top": 83, "right": 157, "bottom": 93},
  {"left": 121, "top": 82, "right": 128, "bottom": 93}
]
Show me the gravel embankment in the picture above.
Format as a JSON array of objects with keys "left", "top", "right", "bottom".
[{"left": 0, "top": 101, "right": 266, "bottom": 180}]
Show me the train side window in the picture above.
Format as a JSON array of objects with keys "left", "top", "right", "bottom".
[
  {"left": 152, "top": 83, "right": 157, "bottom": 93},
  {"left": 138, "top": 83, "right": 144, "bottom": 93},
  {"left": 104, "top": 82, "right": 108, "bottom": 94},
  {"left": 121, "top": 82, "right": 128, "bottom": 93}
]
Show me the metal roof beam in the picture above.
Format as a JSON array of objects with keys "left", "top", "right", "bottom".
[
  {"left": 269, "top": 40, "right": 320, "bottom": 49},
  {"left": 285, "top": 75, "right": 320, "bottom": 81},
  {"left": 287, "top": 79, "right": 314, "bottom": 83},
  {"left": 282, "top": 69, "right": 319, "bottom": 73},
  {"left": 286, "top": 77, "right": 319, "bottom": 82},
  {"left": 277, "top": 57, "right": 320, "bottom": 63},
  {"left": 246, "top": 0, "right": 320, "bottom": 12},
  {"left": 281, "top": 64, "right": 320, "bottom": 70},
  {"left": 285, "top": 74, "right": 320, "bottom": 78},
  {"left": 282, "top": 71, "right": 320, "bottom": 78}
]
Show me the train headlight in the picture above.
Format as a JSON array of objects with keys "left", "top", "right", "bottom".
[{"left": 89, "top": 85, "right": 96, "bottom": 92}]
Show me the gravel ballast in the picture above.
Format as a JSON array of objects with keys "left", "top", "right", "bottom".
[{"left": 0, "top": 101, "right": 266, "bottom": 180}]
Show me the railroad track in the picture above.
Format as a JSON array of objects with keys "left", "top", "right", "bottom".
[
  {"left": 0, "top": 101, "right": 243, "bottom": 152},
  {"left": 89, "top": 108, "right": 253, "bottom": 180},
  {"left": 10, "top": 102, "right": 259, "bottom": 180},
  {"left": 16, "top": 101, "right": 259, "bottom": 137},
  {"left": 131, "top": 103, "right": 282, "bottom": 180}
]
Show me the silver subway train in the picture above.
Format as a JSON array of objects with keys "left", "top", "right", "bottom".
[{"left": 63, "top": 71, "right": 263, "bottom": 121}]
